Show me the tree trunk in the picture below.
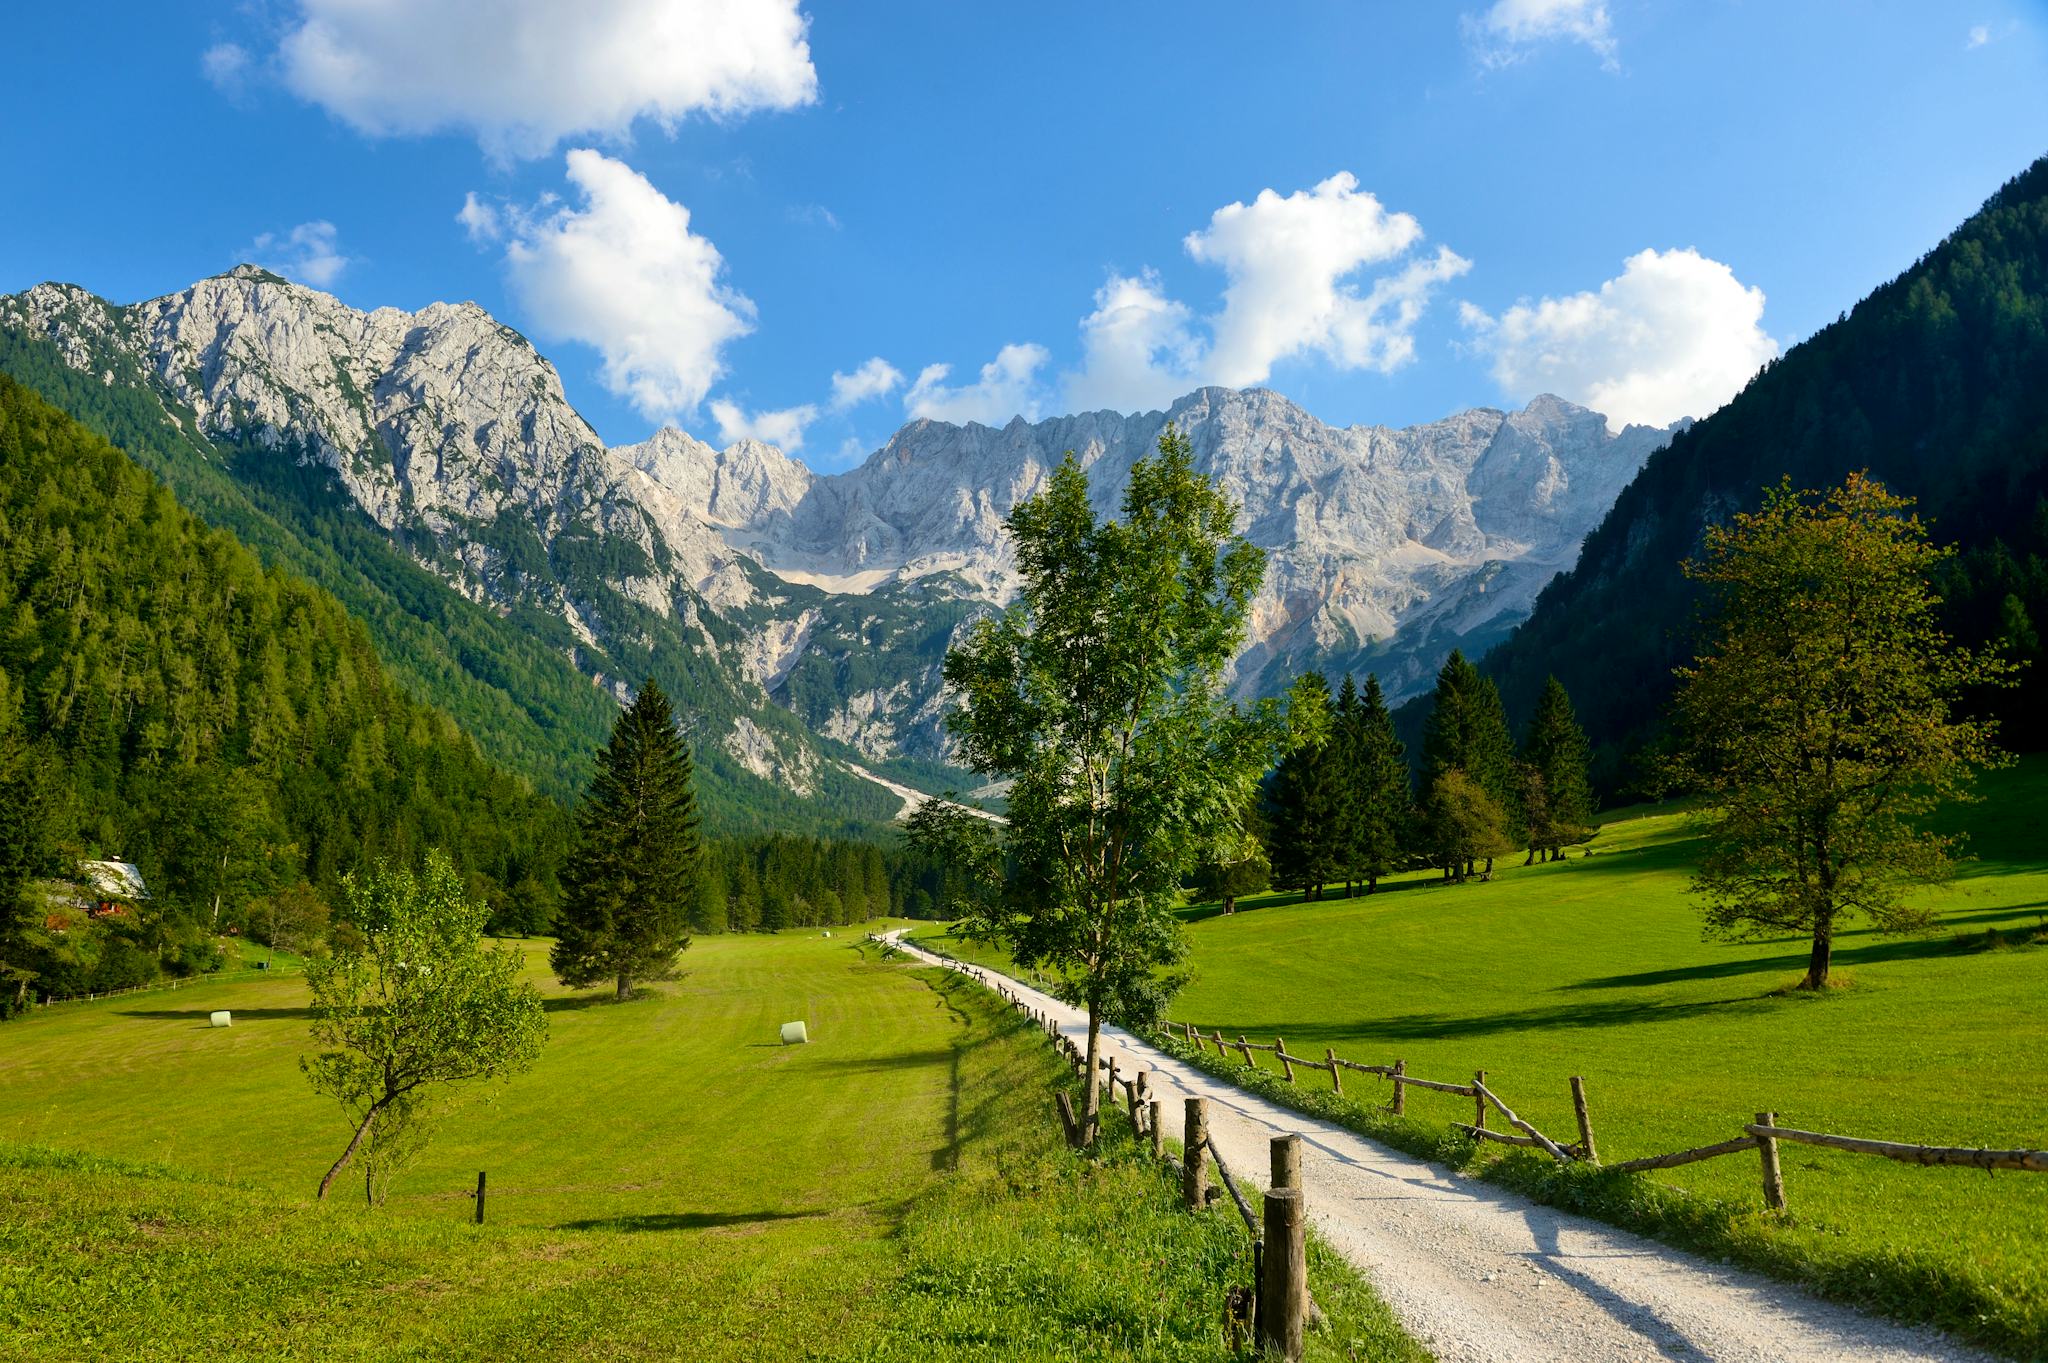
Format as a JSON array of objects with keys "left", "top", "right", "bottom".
[
  {"left": 318, "top": 1101, "right": 386, "bottom": 1201},
  {"left": 1223, "top": 895, "right": 1236, "bottom": 915},
  {"left": 615, "top": 972, "right": 631, "bottom": 1001},
  {"left": 1082, "top": 1003, "right": 1103, "bottom": 1146},
  {"left": 1524, "top": 847, "right": 1535, "bottom": 866},
  {"left": 1802, "top": 914, "right": 1834, "bottom": 990}
]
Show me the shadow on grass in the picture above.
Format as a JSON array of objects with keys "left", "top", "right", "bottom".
[
  {"left": 1210, "top": 993, "right": 1767, "bottom": 1044},
  {"left": 117, "top": 1006, "right": 311, "bottom": 1022},
  {"left": 554, "top": 1209, "right": 826, "bottom": 1233},
  {"left": 1566, "top": 916, "right": 2048, "bottom": 991}
]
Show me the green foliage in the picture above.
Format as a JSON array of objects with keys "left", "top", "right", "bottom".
[
  {"left": 1266, "top": 672, "right": 1344, "bottom": 900},
  {"left": 1418, "top": 769, "right": 1515, "bottom": 880},
  {"left": 1335, "top": 673, "right": 1412, "bottom": 891},
  {"left": 0, "top": 375, "right": 567, "bottom": 1002},
  {"left": 552, "top": 680, "right": 701, "bottom": 998},
  {"left": 1520, "top": 676, "right": 1595, "bottom": 861},
  {"left": 1485, "top": 154, "right": 2048, "bottom": 784},
  {"left": 302, "top": 852, "right": 547, "bottom": 1201},
  {"left": 940, "top": 428, "right": 1289, "bottom": 1133},
  {"left": 1420, "top": 651, "right": 1521, "bottom": 867},
  {"left": 1672, "top": 475, "right": 2011, "bottom": 989}
]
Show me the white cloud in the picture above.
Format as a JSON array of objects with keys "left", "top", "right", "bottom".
[
  {"left": 1466, "top": 0, "right": 1618, "bottom": 69},
  {"left": 202, "top": 42, "right": 252, "bottom": 97},
  {"left": 829, "top": 357, "right": 903, "bottom": 410},
  {"left": 455, "top": 192, "right": 501, "bottom": 243},
  {"left": 1462, "top": 247, "right": 1778, "bottom": 431},
  {"left": 1063, "top": 272, "right": 1203, "bottom": 414},
  {"left": 905, "top": 344, "right": 1050, "bottom": 425},
  {"left": 1968, "top": 23, "right": 1991, "bottom": 47},
  {"left": 1182, "top": 172, "right": 1468, "bottom": 388},
  {"left": 268, "top": 0, "right": 816, "bottom": 159},
  {"left": 710, "top": 399, "right": 819, "bottom": 450},
  {"left": 485, "top": 149, "right": 756, "bottom": 420},
  {"left": 244, "top": 220, "right": 351, "bottom": 288}
]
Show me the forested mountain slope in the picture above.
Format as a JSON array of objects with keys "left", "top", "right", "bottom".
[
  {"left": 1483, "top": 154, "right": 2048, "bottom": 785},
  {"left": 0, "top": 376, "right": 567, "bottom": 996}
]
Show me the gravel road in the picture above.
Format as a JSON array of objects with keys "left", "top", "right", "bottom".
[{"left": 885, "top": 932, "right": 1993, "bottom": 1363}]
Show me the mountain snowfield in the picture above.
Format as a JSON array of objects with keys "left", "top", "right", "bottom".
[{"left": 0, "top": 266, "right": 1678, "bottom": 808}]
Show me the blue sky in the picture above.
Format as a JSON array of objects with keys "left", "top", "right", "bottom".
[{"left": 5, "top": 1, "right": 2045, "bottom": 468}]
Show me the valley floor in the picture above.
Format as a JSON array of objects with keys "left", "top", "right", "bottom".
[{"left": 0, "top": 930, "right": 1419, "bottom": 1362}]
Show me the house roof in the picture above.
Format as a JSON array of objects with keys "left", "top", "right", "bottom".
[{"left": 79, "top": 861, "right": 149, "bottom": 901}]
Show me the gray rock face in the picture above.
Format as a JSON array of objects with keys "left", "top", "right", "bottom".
[{"left": 3, "top": 268, "right": 1680, "bottom": 782}]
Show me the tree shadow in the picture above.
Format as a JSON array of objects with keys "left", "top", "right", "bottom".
[
  {"left": 1564, "top": 923, "right": 2038, "bottom": 992},
  {"left": 1210, "top": 993, "right": 1767, "bottom": 1044},
  {"left": 805, "top": 1048, "right": 959, "bottom": 1074},
  {"left": 553, "top": 1209, "right": 826, "bottom": 1233},
  {"left": 117, "top": 1006, "right": 312, "bottom": 1022}
]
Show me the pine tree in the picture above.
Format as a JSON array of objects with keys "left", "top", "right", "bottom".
[
  {"left": 1266, "top": 672, "right": 1342, "bottom": 900},
  {"left": 1420, "top": 651, "right": 1519, "bottom": 875},
  {"left": 551, "top": 680, "right": 701, "bottom": 999},
  {"left": 1330, "top": 676, "right": 1366, "bottom": 896},
  {"left": 1521, "top": 677, "right": 1596, "bottom": 862},
  {"left": 1351, "top": 674, "right": 1411, "bottom": 892}
]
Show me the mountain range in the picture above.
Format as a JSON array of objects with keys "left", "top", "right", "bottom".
[{"left": 0, "top": 266, "right": 1676, "bottom": 827}]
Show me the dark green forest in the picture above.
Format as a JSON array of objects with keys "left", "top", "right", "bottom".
[
  {"left": 1481, "top": 154, "right": 2048, "bottom": 789},
  {"left": 0, "top": 375, "right": 568, "bottom": 1004}
]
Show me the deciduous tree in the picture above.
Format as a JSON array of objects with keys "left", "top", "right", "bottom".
[
  {"left": 1671, "top": 475, "right": 2010, "bottom": 989},
  {"left": 303, "top": 851, "right": 546, "bottom": 1202},
  {"left": 937, "top": 429, "right": 1290, "bottom": 1143}
]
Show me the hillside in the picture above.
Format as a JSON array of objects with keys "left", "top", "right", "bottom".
[
  {"left": 0, "top": 270, "right": 1672, "bottom": 824},
  {"left": 0, "top": 375, "right": 567, "bottom": 998},
  {"left": 1482, "top": 155, "right": 2048, "bottom": 783}
]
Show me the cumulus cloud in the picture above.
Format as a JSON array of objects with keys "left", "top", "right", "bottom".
[
  {"left": 1466, "top": 0, "right": 1618, "bottom": 69},
  {"left": 244, "top": 220, "right": 351, "bottom": 288},
  {"left": 265, "top": 0, "right": 816, "bottom": 159},
  {"left": 481, "top": 149, "right": 756, "bottom": 420},
  {"left": 829, "top": 357, "right": 903, "bottom": 410},
  {"left": 1462, "top": 247, "right": 1778, "bottom": 431},
  {"left": 1063, "top": 272, "right": 1203, "bottom": 414},
  {"left": 710, "top": 399, "right": 819, "bottom": 450},
  {"left": 905, "top": 344, "right": 1050, "bottom": 425}
]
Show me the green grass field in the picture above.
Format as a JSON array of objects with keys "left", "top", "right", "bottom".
[
  {"left": 911, "top": 758, "right": 2048, "bottom": 1357},
  {"left": 0, "top": 927, "right": 1422, "bottom": 1361}
]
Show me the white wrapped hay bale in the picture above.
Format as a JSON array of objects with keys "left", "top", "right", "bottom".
[
  {"left": 210, "top": 1011, "right": 232, "bottom": 1028},
  {"left": 779, "top": 1021, "right": 809, "bottom": 1045}
]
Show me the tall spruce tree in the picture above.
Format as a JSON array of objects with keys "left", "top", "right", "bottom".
[
  {"left": 1420, "top": 651, "right": 1520, "bottom": 875},
  {"left": 1266, "top": 672, "right": 1342, "bottom": 901},
  {"left": 552, "top": 680, "right": 701, "bottom": 1000},
  {"left": 1350, "top": 674, "right": 1411, "bottom": 893},
  {"left": 1521, "top": 677, "right": 1596, "bottom": 862}
]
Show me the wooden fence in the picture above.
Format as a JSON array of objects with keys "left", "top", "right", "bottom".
[{"left": 1164, "top": 1020, "right": 2048, "bottom": 1213}]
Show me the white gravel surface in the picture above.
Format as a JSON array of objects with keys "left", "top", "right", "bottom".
[{"left": 885, "top": 932, "right": 1994, "bottom": 1363}]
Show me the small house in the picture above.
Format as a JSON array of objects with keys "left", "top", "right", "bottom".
[{"left": 78, "top": 861, "right": 149, "bottom": 918}]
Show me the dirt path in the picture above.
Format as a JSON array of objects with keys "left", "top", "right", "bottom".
[{"left": 884, "top": 932, "right": 1992, "bottom": 1363}]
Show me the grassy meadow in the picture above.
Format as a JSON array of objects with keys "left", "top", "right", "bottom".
[
  {"left": 0, "top": 928, "right": 1421, "bottom": 1362},
  {"left": 912, "top": 757, "right": 2048, "bottom": 1356}
]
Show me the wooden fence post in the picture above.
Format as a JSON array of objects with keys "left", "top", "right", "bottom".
[
  {"left": 1276, "top": 1036, "right": 1296, "bottom": 1083},
  {"left": 1473, "top": 1070, "right": 1488, "bottom": 1131},
  {"left": 1260, "top": 1188, "right": 1307, "bottom": 1361},
  {"left": 1183, "top": 1098, "right": 1210, "bottom": 1211},
  {"left": 1757, "top": 1110, "right": 1787, "bottom": 1211},
  {"left": 1150, "top": 1100, "right": 1165, "bottom": 1160},
  {"left": 1570, "top": 1076, "right": 1598, "bottom": 1164},
  {"left": 1237, "top": 1035, "right": 1256, "bottom": 1068},
  {"left": 1107, "top": 1058, "right": 1120, "bottom": 1123},
  {"left": 1391, "top": 1058, "right": 1406, "bottom": 1115},
  {"left": 1326, "top": 1048, "right": 1342, "bottom": 1096},
  {"left": 1271, "top": 1133, "right": 1302, "bottom": 1191},
  {"left": 1213, "top": 1029, "right": 1230, "bottom": 1060},
  {"left": 474, "top": 1170, "right": 486, "bottom": 1225}
]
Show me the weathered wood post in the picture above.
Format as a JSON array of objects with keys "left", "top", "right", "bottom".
[
  {"left": 1570, "top": 1076, "right": 1598, "bottom": 1164},
  {"left": 1271, "top": 1133, "right": 1302, "bottom": 1191},
  {"left": 1391, "top": 1058, "right": 1406, "bottom": 1115},
  {"left": 1183, "top": 1098, "right": 1210, "bottom": 1211},
  {"left": 1149, "top": 1100, "right": 1165, "bottom": 1160},
  {"left": 1757, "top": 1111, "right": 1787, "bottom": 1211},
  {"left": 1055, "top": 1090, "right": 1081, "bottom": 1146},
  {"left": 1326, "top": 1048, "right": 1343, "bottom": 1096},
  {"left": 1276, "top": 1036, "right": 1296, "bottom": 1083},
  {"left": 1107, "top": 1058, "right": 1120, "bottom": 1124},
  {"left": 1213, "top": 1029, "right": 1230, "bottom": 1060},
  {"left": 1237, "top": 1035, "right": 1256, "bottom": 1068},
  {"left": 474, "top": 1170, "right": 486, "bottom": 1225},
  {"left": 1260, "top": 1188, "right": 1307, "bottom": 1361},
  {"left": 1473, "top": 1070, "right": 1488, "bottom": 1131}
]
